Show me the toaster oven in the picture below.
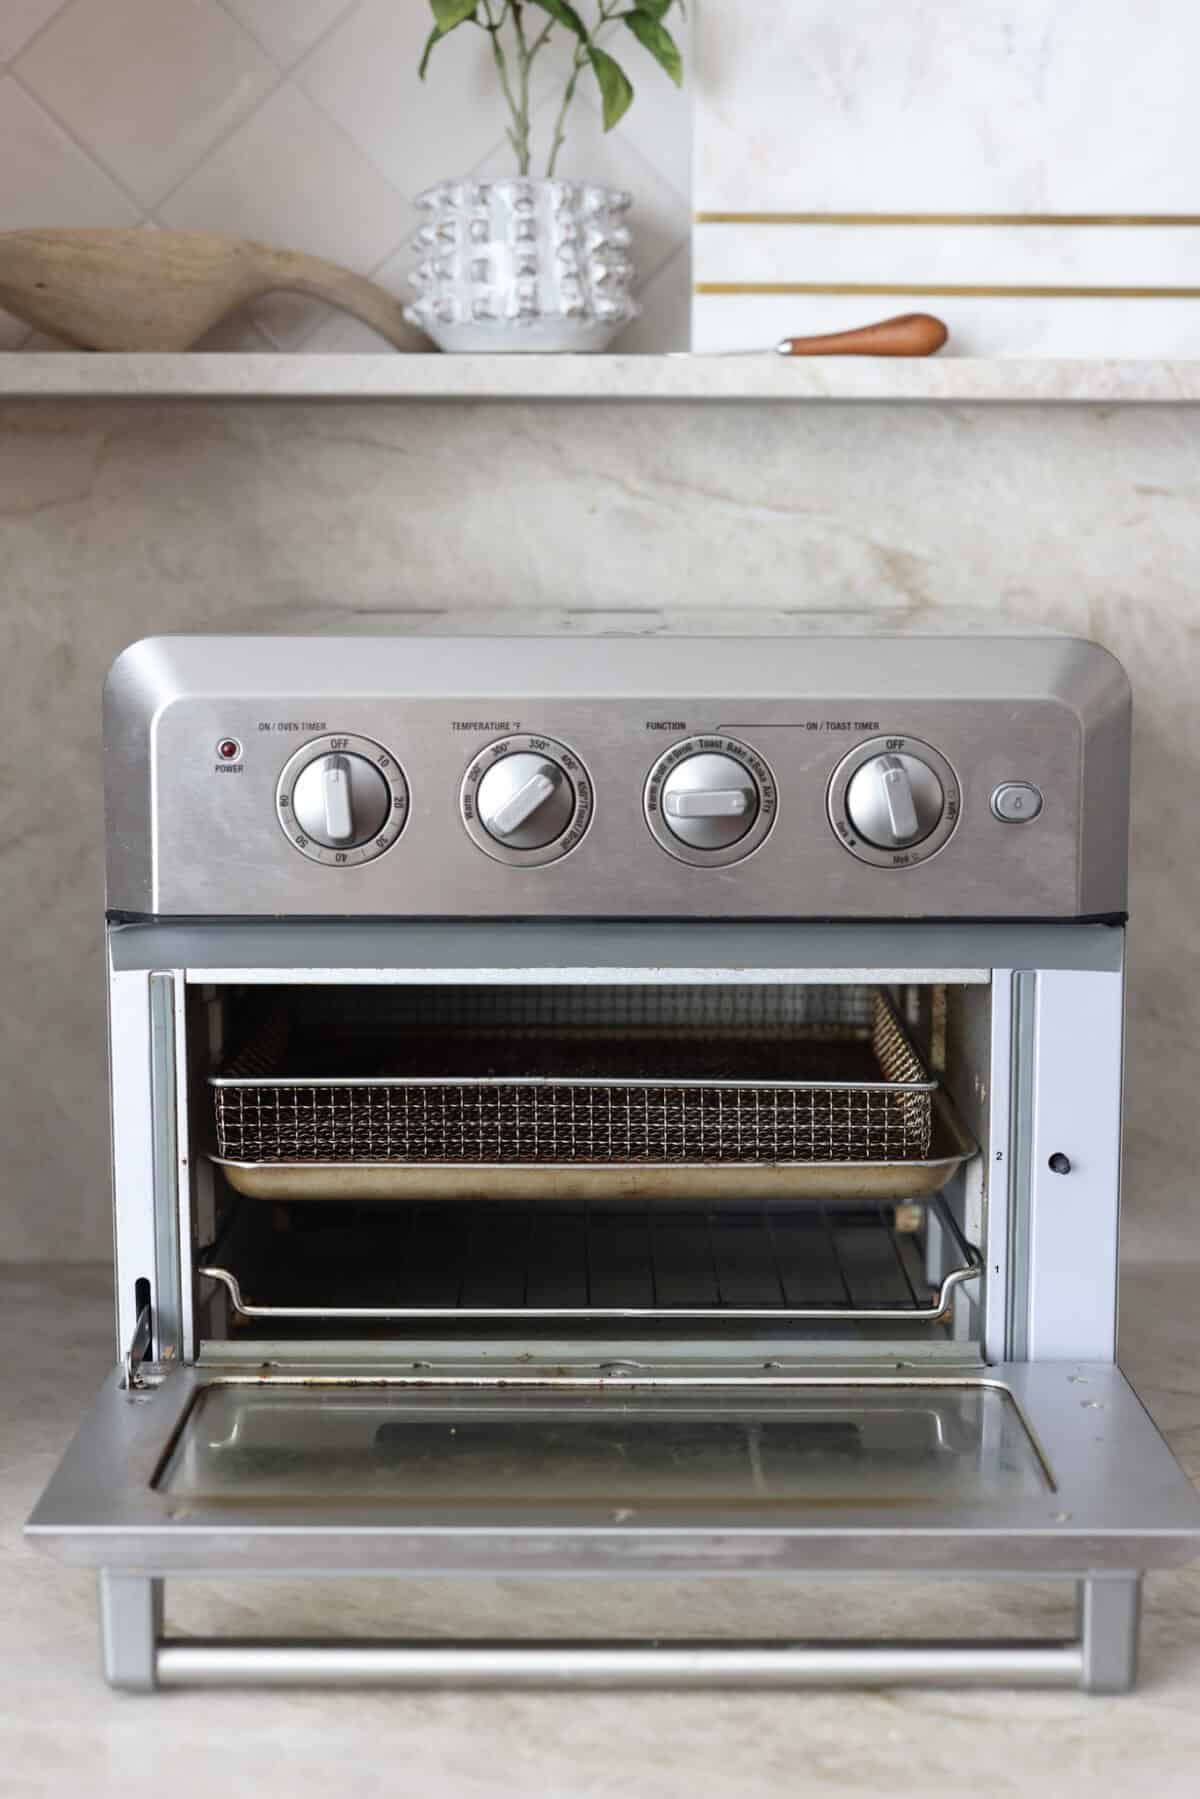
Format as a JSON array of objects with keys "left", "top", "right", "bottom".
[{"left": 27, "top": 627, "right": 1200, "bottom": 1693}]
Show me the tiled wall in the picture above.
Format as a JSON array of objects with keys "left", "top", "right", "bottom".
[{"left": 0, "top": 0, "right": 692, "bottom": 352}]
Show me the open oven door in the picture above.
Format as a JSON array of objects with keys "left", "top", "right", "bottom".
[{"left": 26, "top": 1355, "right": 1200, "bottom": 1693}]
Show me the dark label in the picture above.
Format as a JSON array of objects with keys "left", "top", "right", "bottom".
[{"left": 804, "top": 720, "right": 881, "bottom": 733}]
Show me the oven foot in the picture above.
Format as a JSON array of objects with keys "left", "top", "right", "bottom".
[
  {"left": 1078, "top": 1572, "right": 1142, "bottom": 1694},
  {"left": 99, "top": 1571, "right": 162, "bottom": 1692}
]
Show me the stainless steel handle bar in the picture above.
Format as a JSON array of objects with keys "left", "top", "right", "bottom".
[
  {"left": 156, "top": 1637, "right": 1083, "bottom": 1689},
  {"left": 99, "top": 1573, "right": 1141, "bottom": 1694}
]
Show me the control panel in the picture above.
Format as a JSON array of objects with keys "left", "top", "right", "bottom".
[{"left": 104, "top": 633, "right": 1130, "bottom": 919}]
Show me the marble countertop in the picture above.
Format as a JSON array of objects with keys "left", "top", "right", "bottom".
[
  {"left": 5, "top": 352, "right": 1200, "bottom": 403},
  {"left": 4, "top": 1257, "right": 1200, "bottom": 1799}
]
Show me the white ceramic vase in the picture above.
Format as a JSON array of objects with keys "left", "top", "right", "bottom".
[{"left": 404, "top": 178, "right": 639, "bottom": 353}]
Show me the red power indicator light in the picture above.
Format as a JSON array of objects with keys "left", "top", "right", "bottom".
[{"left": 216, "top": 738, "right": 243, "bottom": 762}]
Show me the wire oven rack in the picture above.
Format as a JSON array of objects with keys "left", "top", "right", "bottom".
[
  {"left": 199, "top": 1195, "right": 982, "bottom": 1325},
  {"left": 210, "top": 986, "right": 936, "bottom": 1174}
]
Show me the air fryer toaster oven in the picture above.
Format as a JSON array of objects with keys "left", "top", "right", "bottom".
[{"left": 26, "top": 627, "right": 1200, "bottom": 1693}]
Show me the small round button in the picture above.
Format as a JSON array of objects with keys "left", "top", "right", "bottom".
[
  {"left": 461, "top": 734, "right": 593, "bottom": 867},
  {"left": 992, "top": 782, "right": 1043, "bottom": 823},
  {"left": 645, "top": 736, "right": 776, "bottom": 867},
  {"left": 277, "top": 734, "right": 408, "bottom": 867}
]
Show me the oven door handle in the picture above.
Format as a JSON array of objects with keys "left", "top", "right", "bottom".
[
  {"left": 99, "top": 1572, "right": 1141, "bottom": 1694},
  {"left": 156, "top": 1637, "right": 1085, "bottom": 1689}
]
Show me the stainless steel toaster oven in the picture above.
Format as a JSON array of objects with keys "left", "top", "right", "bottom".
[{"left": 27, "top": 625, "right": 1200, "bottom": 1693}]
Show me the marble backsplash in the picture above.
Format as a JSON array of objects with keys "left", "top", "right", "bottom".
[{"left": 1, "top": 395, "right": 1197, "bottom": 1262}]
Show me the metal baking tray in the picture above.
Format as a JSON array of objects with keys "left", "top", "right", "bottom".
[
  {"left": 211, "top": 1093, "right": 973, "bottom": 1203},
  {"left": 209, "top": 987, "right": 974, "bottom": 1203}
]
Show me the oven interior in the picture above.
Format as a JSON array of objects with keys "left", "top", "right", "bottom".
[{"left": 182, "top": 979, "right": 992, "bottom": 1361}]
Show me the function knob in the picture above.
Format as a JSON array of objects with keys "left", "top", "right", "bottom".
[
  {"left": 461, "top": 735, "right": 594, "bottom": 866},
  {"left": 660, "top": 752, "right": 760, "bottom": 851},
  {"left": 845, "top": 752, "right": 944, "bottom": 849},
  {"left": 277, "top": 734, "right": 409, "bottom": 866},
  {"left": 828, "top": 736, "right": 960, "bottom": 869},
  {"left": 645, "top": 736, "right": 777, "bottom": 867}
]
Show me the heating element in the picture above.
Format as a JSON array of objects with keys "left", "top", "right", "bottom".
[{"left": 25, "top": 624, "right": 1200, "bottom": 1697}]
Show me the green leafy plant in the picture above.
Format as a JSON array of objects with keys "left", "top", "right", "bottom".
[{"left": 420, "top": 1, "right": 685, "bottom": 178}]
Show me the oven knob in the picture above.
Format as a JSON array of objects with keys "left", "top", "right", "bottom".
[
  {"left": 645, "top": 736, "right": 777, "bottom": 867},
  {"left": 276, "top": 734, "right": 409, "bottom": 866},
  {"left": 461, "top": 735, "right": 594, "bottom": 866},
  {"left": 661, "top": 754, "right": 759, "bottom": 850},
  {"left": 477, "top": 753, "right": 575, "bottom": 850},
  {"left": 827, "top": 736, "right": 960, "bottom": 869},
  {"left": 845, "top": 753, "right": 945, "bottom": 849},
  {"left": 290, "top": 753, "right": 391, "bottom": 846}
]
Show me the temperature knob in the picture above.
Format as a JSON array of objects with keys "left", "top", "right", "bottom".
[
  {"left": 477, "top": 752, "right": 575, "bottom": 850},
  {"left": 827, "top": 736, "right": 960, "bottom": 868},
  {"left": 645, "top": 736, "right": 777, "bottom": 866},
  {"left": 461, "top": 735, "right": 593, "bottom": 866},
  {"left": 277, "top": 734, "right": 408, "bottom": 866}
]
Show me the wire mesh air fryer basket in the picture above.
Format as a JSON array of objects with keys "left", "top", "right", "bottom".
[{"left": 211, "top": 986, "right": 936, "bottom": 1169}]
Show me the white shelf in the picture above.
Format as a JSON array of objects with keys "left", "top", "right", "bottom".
[{"left": 2, "top": 351, "right": 1200, "bottom": 403}]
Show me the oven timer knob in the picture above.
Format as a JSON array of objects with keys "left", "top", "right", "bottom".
[
  {"left": 276, "top": 735, "right": 409, "bottom": 866},
  {"left": 828, "top": 737, "right": 960, "bottom": 869},
  {"left": 846, "top": 753, "right": 945, "bottom": 850},
  {"left": 460, "top": 735, "right": 594, "bottom": 867}
]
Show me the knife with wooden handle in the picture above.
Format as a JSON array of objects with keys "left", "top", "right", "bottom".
[{"left": 775, "top": 312, "right": 949, "bottom": 356}]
